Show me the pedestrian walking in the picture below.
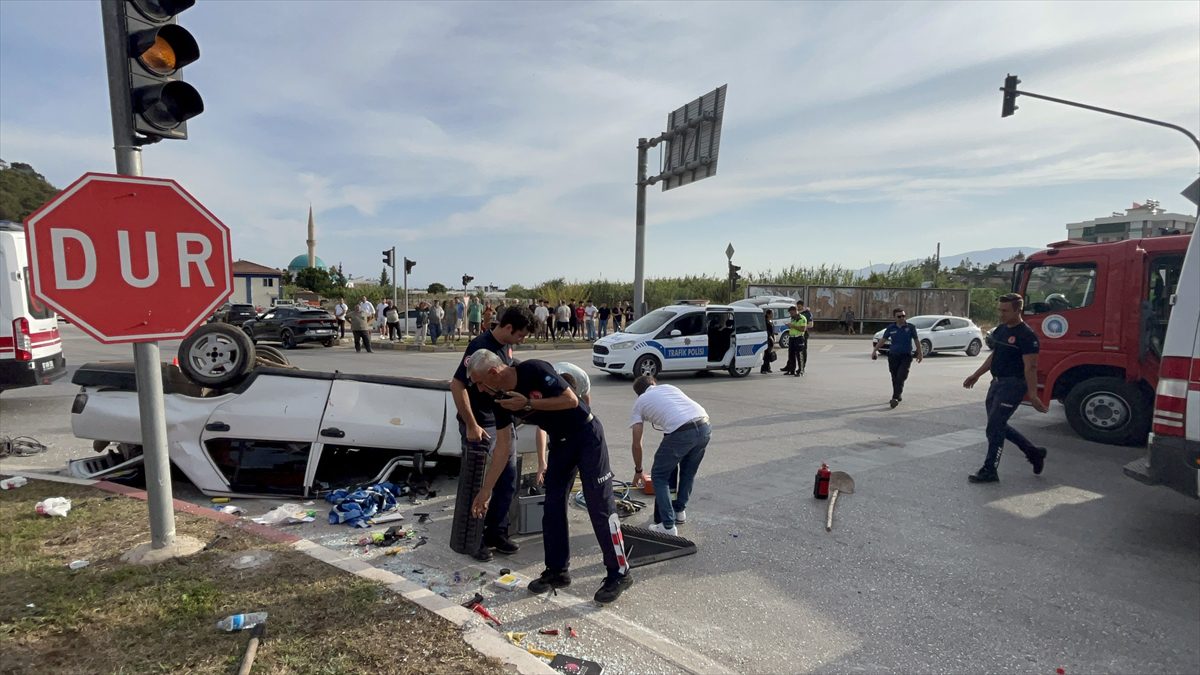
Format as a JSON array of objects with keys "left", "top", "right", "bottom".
[
  {"left": 467, "top": 351, "right": 632, "bottom": 604},
  {"left": 781, "top": 306, "right": 808, "bottom": 376},
  {"left": 872, "top": 308, "right": 922, "bottom": 408},
  {"left": 451, "top": 306, "right": 534, "bottom": 561},
  {"left": 347, "top": 306, "right": 373, "bottom": 353},
  {"left": 842, "top": 306, "right": 856, "bottom": 335},
  {"left": 629, "top": 376, "right": 710, "bottom": 537},
  {"left": 962, "top": 293, "right": 1049, "bottom": 483}
]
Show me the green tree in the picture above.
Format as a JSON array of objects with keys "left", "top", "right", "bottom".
[
  {"left": 0, "top": 161, "right": 60, "bottom": 222},
  {"left": 328, "top": 265, "right": 347, "bottom": 290},
  {"left": 427, "top": 282, "right": 447, "bottom": 295},
  {"left": 504, "top": 283, "right": 529, "bottom": 300},
  {"left": 295, "top": 267, "right": 333, "bottom": 294},
  {"left": 379, "top": 267, "right": 390, "bottom": 287}
]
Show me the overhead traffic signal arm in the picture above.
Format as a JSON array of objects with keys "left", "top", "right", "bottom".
[{"left": 404, "top": 258, "right": 416, "bottom": 274}]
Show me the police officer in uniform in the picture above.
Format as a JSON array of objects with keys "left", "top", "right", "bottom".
[
  {"left": 467, "top": 351, "right": 633, "bottom": 605},
  {"left": 450, "top": 306, "right": 534, "bottom": 560},
  {"left": 962, "top": 293, "right": 1049, "bottom": 483},
  {"left": 872, "top": 307, "right": 922, "bottom": 408},
  {"left": 781, "top": 306, "right": 807, "bottom": 376}
]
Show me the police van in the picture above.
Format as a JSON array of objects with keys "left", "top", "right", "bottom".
[
  {"left": 0, "top": 221, "right": 66, "bottom": 391},
  {"left": 590, "top": 302, "right": 769, "bottom": 378}
]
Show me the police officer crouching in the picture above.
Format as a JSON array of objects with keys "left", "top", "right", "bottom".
[{"left": 467, "top": 351, "right": 632, "bottom": 604}]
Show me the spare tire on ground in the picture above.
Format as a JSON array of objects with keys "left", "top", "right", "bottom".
[
  {"left": 178, "top": 323, "right": 256, "bottom": 388},
  {"left": 254, "top": 345, "right": 292, "bottom": 367}
]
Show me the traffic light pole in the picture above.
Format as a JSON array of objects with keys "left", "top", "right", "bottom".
[
  {"left": 633, "top": 138, "right": 652, "bottom": 319},
  {"left": 1012, "top": 89, "right": 1200, "bottom": 157},
  {"left": 101, "top": 0, "right": 177, "bottom": 552},
  {"left": 403, "top": 266, "right": 409, "bottom": 340}
]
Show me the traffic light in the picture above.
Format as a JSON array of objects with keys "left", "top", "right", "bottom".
[
  {"left": 382, "top": 249, "right": 394, "bottom": 267},
  {"left": 728, "top": 261, "right": 741, "bottom": 292},
  {"left": 120, "top": 0, "right": 204, "bottom": 141},
  {"left": 404, "top": 258, "right": 416, "bottom": 274},
  {"left": 462, "top": 274, "right": 474, "bottom": 288},
  {"left": 1001, "top": 74, "right": 1020, "bottom": 118}
]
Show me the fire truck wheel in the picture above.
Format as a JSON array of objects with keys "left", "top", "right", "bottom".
[{"left": 1063, "top": 377, "right": 1151, "bottom": 446}]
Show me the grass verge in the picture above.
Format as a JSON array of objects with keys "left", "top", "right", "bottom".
[{"left": 0, "top": 480, "right": 502, "bottom": 674}]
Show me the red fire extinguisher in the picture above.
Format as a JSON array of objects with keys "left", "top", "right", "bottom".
[{"left": 813, "top": 463, "right": 830, "bottom": 500}]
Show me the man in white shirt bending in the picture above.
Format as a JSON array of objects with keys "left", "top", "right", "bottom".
[{"left": 629, "top": 376, "right": 711, "bottom": 536}]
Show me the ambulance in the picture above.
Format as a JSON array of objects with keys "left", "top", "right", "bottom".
[
  {"left": 1124, "top": 228, "right": 1200, "bottom": 498},
  {"left": 0, "top": 221, "right": 66, "bottom": 391},
  {"left": 590, "top": 302, "right": 769, "bottom": 378}
]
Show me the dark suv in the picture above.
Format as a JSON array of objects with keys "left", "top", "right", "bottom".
[
  {"left": 211, "top": 303, "right": 258, "bottom": 325},
  {"left": 242, "top": 307, "right": 338, "bottom": 348}
]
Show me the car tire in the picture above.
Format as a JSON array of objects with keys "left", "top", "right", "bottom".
[
  {"left": 1063, "top": 377, "right": 1151, "bottom": 446},
  {"left": 281, "top": 329, "right": 297, "bottom": 349},
  {"left": 966, "top": 339, "right": 982, "bottom": 356},
  {"left": 920, "top": 339, "right": 933, "bottom": 358},
  {"left": 322, "top": 339, "right": 335, "bottom": 348},
  {"left": 254, "top": 345, "right": 291, "bottom": 367},
  {"left": 777, "top": 333, "right": 790, "bottom": 349},
  {"left": 634, "top": 355, "right": 660, "bottom": 379},
  {"left": 178, "top": 323, "right": 256, "bottom": 388}
]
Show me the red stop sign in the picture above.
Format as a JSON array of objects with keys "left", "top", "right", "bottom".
[{"left": 24, "top": 172, "right": 232, "bottom": 344}]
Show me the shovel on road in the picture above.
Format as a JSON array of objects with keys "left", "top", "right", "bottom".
[{"left": 825, "top": 470, "right": 855, "bottom": 532}]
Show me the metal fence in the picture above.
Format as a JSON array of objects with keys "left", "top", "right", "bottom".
[{"left": 746, "top": 285, "right": 970, "bottom": 322}]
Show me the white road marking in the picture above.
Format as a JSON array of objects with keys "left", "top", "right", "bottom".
[
  {"left": 538, "top": 588, "right": 738, "bottom": 674},
  {"left": 987, "top": 485, "right": 1104, "bottom": 518}
]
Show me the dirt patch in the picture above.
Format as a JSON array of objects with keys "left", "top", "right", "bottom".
[{"left": 0, "top": 480, "right": 504, "bottom": 674}]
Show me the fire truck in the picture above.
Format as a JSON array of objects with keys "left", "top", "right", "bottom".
[{"left": 1013, "top": 234, "right": 1189, "bottom": 445}]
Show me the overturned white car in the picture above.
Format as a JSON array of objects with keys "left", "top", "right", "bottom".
[{"left": 67, "top": 325, "right": 534, "bottom": 498}]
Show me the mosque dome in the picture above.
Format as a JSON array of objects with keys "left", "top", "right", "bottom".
[{"left": 287, "top": 254, "right": 327, "bottom": 272}]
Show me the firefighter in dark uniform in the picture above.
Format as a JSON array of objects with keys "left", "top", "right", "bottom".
[
  {"left": 962, "top": 293, "right": 1049, "bottom": 483},
  {"left": 450, "top": 306, "right": 533, "bottom": 560},
  {"left": 467, "top": 350, "right": 633, "bottom": 605}
]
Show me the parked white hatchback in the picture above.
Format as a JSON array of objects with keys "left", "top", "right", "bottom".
[{"left": 873, "top": 315, "right": 984, "bottom": 357}]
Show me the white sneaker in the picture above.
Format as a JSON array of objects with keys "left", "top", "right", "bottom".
[
  {"left": 649, "top": 523, "right": 679, "bottom": 537},
  {"left": 674, "top": 509, "right": 686, "bottom": 524}
]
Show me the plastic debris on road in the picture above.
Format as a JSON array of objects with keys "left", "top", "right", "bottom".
[
  {"left": 1, "top": 476, "right": 29, "bottom": 490},
  {"left": 229, "top": 550, "right": 274, "bottom": 570},
  {"left": 34, "top": 497, "right": 71, "bottom": 517},
  {"left": 252, "top": 503, "right": 315, "bottom": 525}
]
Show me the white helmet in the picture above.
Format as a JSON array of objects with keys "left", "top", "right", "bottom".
[{"left": 553, "top": 361, "right": 591, "bottom": 398}]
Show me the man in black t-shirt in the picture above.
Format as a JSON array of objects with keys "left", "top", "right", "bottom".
[
  {"left": 962, "top": 293, "right": 1049, "bottom": 483},
  {"left": 451, "top": 306, "right": 533, "bottom": 560},
  {"left": 467, "top": 351, "right": 632, "bottom": 605}
]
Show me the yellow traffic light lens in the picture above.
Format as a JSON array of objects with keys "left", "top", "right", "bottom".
[{"left": 140, "top": 35, "right": 177, "bottom": 74}]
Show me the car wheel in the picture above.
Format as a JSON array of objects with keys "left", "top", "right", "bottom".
[
  {"left": 254, "top": 345, "right": 291, "bottom": 367},
  {"left": 322, "top": 339, "right": 335, "bottom": 348},
  {"left": 728, "top": 364, "right": 752, "bottom": 378},
  {"left": 281, "top": 329, "right": 297, "bottom": 349},
  {"left": 633, "top": 355, "right": 660, "bottom": 378},
  {"left": 966, "top": 339, "right": 982, "bottom": 356},
  {"left": 920, "top": 339, "right": 933, "bottom": 358},
  {"left": 1063, "top": 377, "right": 1151, "bottom": 446},
  {"left": 777, "top": 333, "right": 790, "bottom": 349},
  {"left": 177, "top": 323, "right": 255, "bottom": 388}
]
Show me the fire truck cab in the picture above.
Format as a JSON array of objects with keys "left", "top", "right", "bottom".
[{"left": 1014, "top": 234, "right": 1191, "bottom": 447}]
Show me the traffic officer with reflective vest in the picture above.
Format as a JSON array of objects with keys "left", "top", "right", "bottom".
[
  {"left": 467, "top": 350, "right": 633, "bottom": 605},
  {"left": 782, "top": 305, "right": 808, "bottom": 376}
]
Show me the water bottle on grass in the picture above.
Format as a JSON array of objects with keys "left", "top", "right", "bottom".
[{"left": 216, "top": 612, "right": 268, "bottom": 632}]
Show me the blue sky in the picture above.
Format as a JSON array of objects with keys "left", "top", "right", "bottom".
[{"left": 2, "top": 0, "right": 1197, "bottom": 288}]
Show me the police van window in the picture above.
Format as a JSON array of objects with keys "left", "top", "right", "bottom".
[
  {"left": 1024, "top": 264, "right": 1097, "bottom": 314},
  {"left": 22, "top": 267, "right": 54, "bottom": 320},
  {"left": 734, "top": 311, "right": 765, "bottom": 334},
  {"left": 664, "top": 312, "right": 704, "bottom": 337},
  {"left": 625, "top": 309, "right": 673, "bottom": 334}
]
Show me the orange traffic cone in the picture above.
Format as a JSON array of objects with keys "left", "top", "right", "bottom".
[{"left": 171, "top": 356, "right": 180, "bottom": 367}]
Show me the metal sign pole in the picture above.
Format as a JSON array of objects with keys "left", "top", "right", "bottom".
[
  {"left": 101, "top": 0, "right": 176, "bottom": 550},
  {"left": 633, "top": 138, "right": 648, "bottom": 319},
  {"left": 403, "top": 266, "right": 409, "bottom": 340}
]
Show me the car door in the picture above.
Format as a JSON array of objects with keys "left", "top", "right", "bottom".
[
  {"left": 198, "top": 372, "right": 332, "bottom": 496},
  {"left": 929, "top": 318, "right": 953, "bottom": 350},
  {"left": 705, "top": 309, "right": 735, "bottom": 366},
  {"left": 310, "top": 374, "right": 448, "bottom": 488},
  {"left": 651, "top": 311, "right": 707, "bottom": 372}
]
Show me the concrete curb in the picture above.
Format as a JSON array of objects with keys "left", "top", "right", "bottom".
[{"left": 1, "top": 470, "right": 554, "bottom": 675}]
